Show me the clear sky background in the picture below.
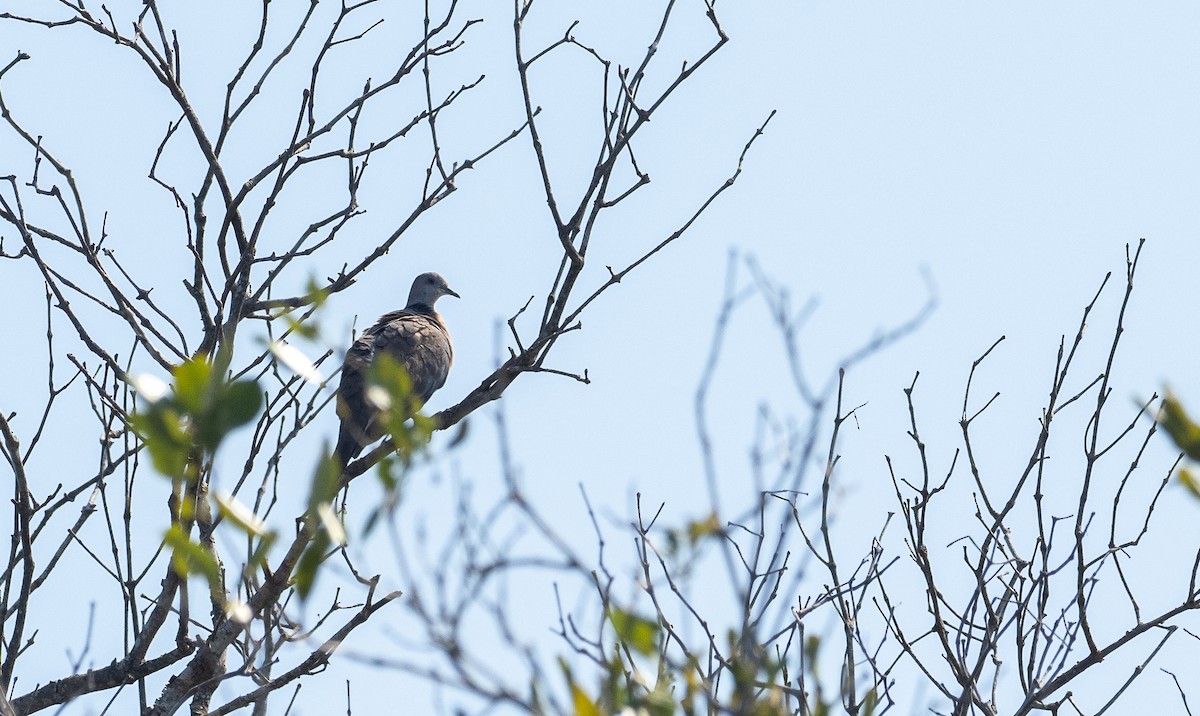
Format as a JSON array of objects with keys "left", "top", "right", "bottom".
[{"left": 2, "top": 2, "right": 1200, "bottom": 714}]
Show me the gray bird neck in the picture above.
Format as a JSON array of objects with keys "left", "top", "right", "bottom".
[{"left": 405, "top": 302, "right": 439, "bottom": 317}]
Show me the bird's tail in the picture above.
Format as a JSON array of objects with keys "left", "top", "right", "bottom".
[{"left": 334, "top": 427, "right": 361, "bottom": 470}]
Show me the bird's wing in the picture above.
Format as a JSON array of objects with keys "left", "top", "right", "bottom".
[
  {"left": 372, "top": 312, "right": 453, "bottom": 406},
  {"left": 335, "top": 310, "right": 453, "bottom": 465},
  {"left": 335, "top": 328, "right": 379, "bottom": 464}
]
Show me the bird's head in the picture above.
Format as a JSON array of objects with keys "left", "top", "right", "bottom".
[{"left": 407, "top": 272, "right": 460, "bottom": 309}]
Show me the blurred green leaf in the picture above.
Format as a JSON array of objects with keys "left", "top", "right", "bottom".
[
  {"left": 271, "top": 278, "right": 329, "bottom": 338},
  {"left": 642, "top": 685, "right": 677, "bottom": 716},
  {"left": 1180, "top": 467, "right": 1200, "bottom": 499},
  {"left": 305, "top": 277, "right": 330, "bottom": 308},
  {"left": 269, "top": 340, "right": 325, "bottom": 383},
  {"left": 128, "top": 407, "right": 191, "bottom": 478},
  {"left": 570, "top": 684, "right": 601, "bottom": 716},
  {"left": 130, "top": 356, "right": 262, "bottom": 479},
  {"left": 317, "top": 503, "right": 347, "bottom": 547},
  {"left": 863, "top": 687, "right": 880, "bottom": 716},
  {"left": 804, "top": 633, "right": 831, "bottom": 716},
  {"left": 217, "top": 379, "right": 263, "bottom": 429},
  {"left": 557, "top": 657, "right": 603, "bottom": 716},
  {"left": 362, "top": 505, "right": 383, "bottom": 537},
  {"left": 610, "top": 607, "right": 660, "bottom": 656},
  {"left": 804, "top": 634, "right": 821, "bottom": 664},
  {"left": 688, "top": 512, "right": 721, "bottom": 543},
  {"left": 363, "top": 456, "right": 408, "bottom": 536},
  {"left": 165, "top": 524, "right": 219, "bottom": 583},
  {"left": 372, "top": 455, "right": 405, "bottom": 506},
  {"left": 294, "top": 530, "right": 330, "bottom": 600},
  {"left": 308, "top": 452, "right": 342, "bottom": 513},
  {"left": 728, "top": 645, "right": 756, "bottom": 699},
  {"left": 293, "top": 450, "right": 344, "bottom": 600},
  {"left": 285, "top": 317, "right": 318, "bottom": 340},
  {"left": 214, "top": 491, "right": 277, "bottom": 576},
  {"left": 1159, "top": 391, "right": 1200, "bottom": 461},
  {"left": 171, "top": 357, "right": 214, "bottom": 416},
  {"left": 376, "top": 455, "right": 399, "bottom": 493},
  {"left": 369, "top": 353, "right": 416, "bottom": 413},
  {"left": 682, "top": 660, "right": 700, "bottom": 716},
  {"left": 528, "top": 678, "right": 544, "bottom": 716},
  {"left": 214, "top": 490, "right": 268, "bottom": 536},
  {"left": 246, "top": 532, "right": 276, "bottom": 575},
  {"left": 367, "top": 353, "right": 435, "bottom": 465},
  {"left": 129, "top": 373, "right": 168, "bottom": 402},
  {"left": 196, "top": 378, "right": 261, "bottom": 451},
  {"left": 603, "top": 651, "right": 628, "bottom": 711},
  {"left": 664, "top": 511, "right": 721, "bottom": 578}
]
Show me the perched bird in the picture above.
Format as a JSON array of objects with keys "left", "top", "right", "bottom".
[{"left": 335, "top": 272, "right": 459, "bottom": 467}]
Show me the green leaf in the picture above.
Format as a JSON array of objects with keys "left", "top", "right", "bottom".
[
  {"left": 367, "top": 353, "right": 434, "bottom": 463},
  {"left": 804, "top": 634, "right": 821, "bottom": 664},
  {"left": 1180, "top": 467, "right": 1200, "bottom": 500},
  {"left": 197, "top": 379, "right": 261, "bottom": 450},
  {"left": 687, "top": 512, "right": 721, "bottom": 543},
  {"left": 557, "top": 656, "right": 601, "bottom": 716},
  {"left": 361, "top": 456, "right": 412, "bottom": 536},
  {"left": 863, "top": 687, "right": 880, "bottom": 716},
  {"left": 285, "top": 317, "right": 317, "bottom": 340},
  {"left": 609, "top": 607, "right": 660, "bottom": 656},
  {"left": 246, "top": 532, "right": 276, "bottom": 575},
  {"left": 681, "top": 661, "right": 700, "bottom": 716},
  {"left": 1159, "top": 391, "right": 1200, "bottom": 461},
  {"left": 570, "top": 684, "right": 601, "bottom": 716},
  {"left": 307, "top": 452, "right": 342, "bottom": 513},
  {"left": 128, "top": 406, "right": 191, "bottom": 478},
  {"left": 219, "top": 380, "right": 263, "bottom": 429},
  {"left": 305, "top": 277, "right": 330, "bottom": 308},
  {"left": 294, "top": 530, "right": 330, "bottom": 600},
  {"left": 272, "top": 279, "right": 329, "bottom": 337},
  {"left": 362, "top": 505, "right": 383, "bottom": 536},
  {"left": 214, "top": 490, "right": 268, "bottom": 536},
  {"left": 269, "top": 341, "right": 324, "bottom": 383},
  {"left": 131, "top": 357, "right": 262, "bottom": 475},
  {"left": 376, "top": 455, "right": 399, "bottom": 492},
  {"left": 172, "top": 357, "right": 215, "bottom": 416},
  {"left": 216, "top": 496, "right": 279, "bottom": 581},
  {"left": 164, "top": 524, "right": 219, "bottom": 583},
  {"left": 604, "top": 651, "right": 628, "bottom": 710},
  {"left": 642, "top": 686, "right": 677, "bottom": 716},
  {"left": 292, "top": 450, "right": 347, "bottom": 600},
  {"left": 368, "top": 353, "right": 416, "bottom": 414},
  {"left": 316, "top": 503, "right": 347, "bottom": 547}
]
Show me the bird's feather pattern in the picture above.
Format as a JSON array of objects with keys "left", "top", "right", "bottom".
[{"left": 335, "top": 307, "right": 453, "bottom": 465}]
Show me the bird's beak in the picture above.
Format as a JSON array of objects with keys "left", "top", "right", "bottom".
[{"left": 445, "top": 287, "right": 461, "bottom": 299}]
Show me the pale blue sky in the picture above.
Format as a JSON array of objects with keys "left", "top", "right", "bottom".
[{"left": 2, "top": 2, "right": 1199, "bottom": 713}]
